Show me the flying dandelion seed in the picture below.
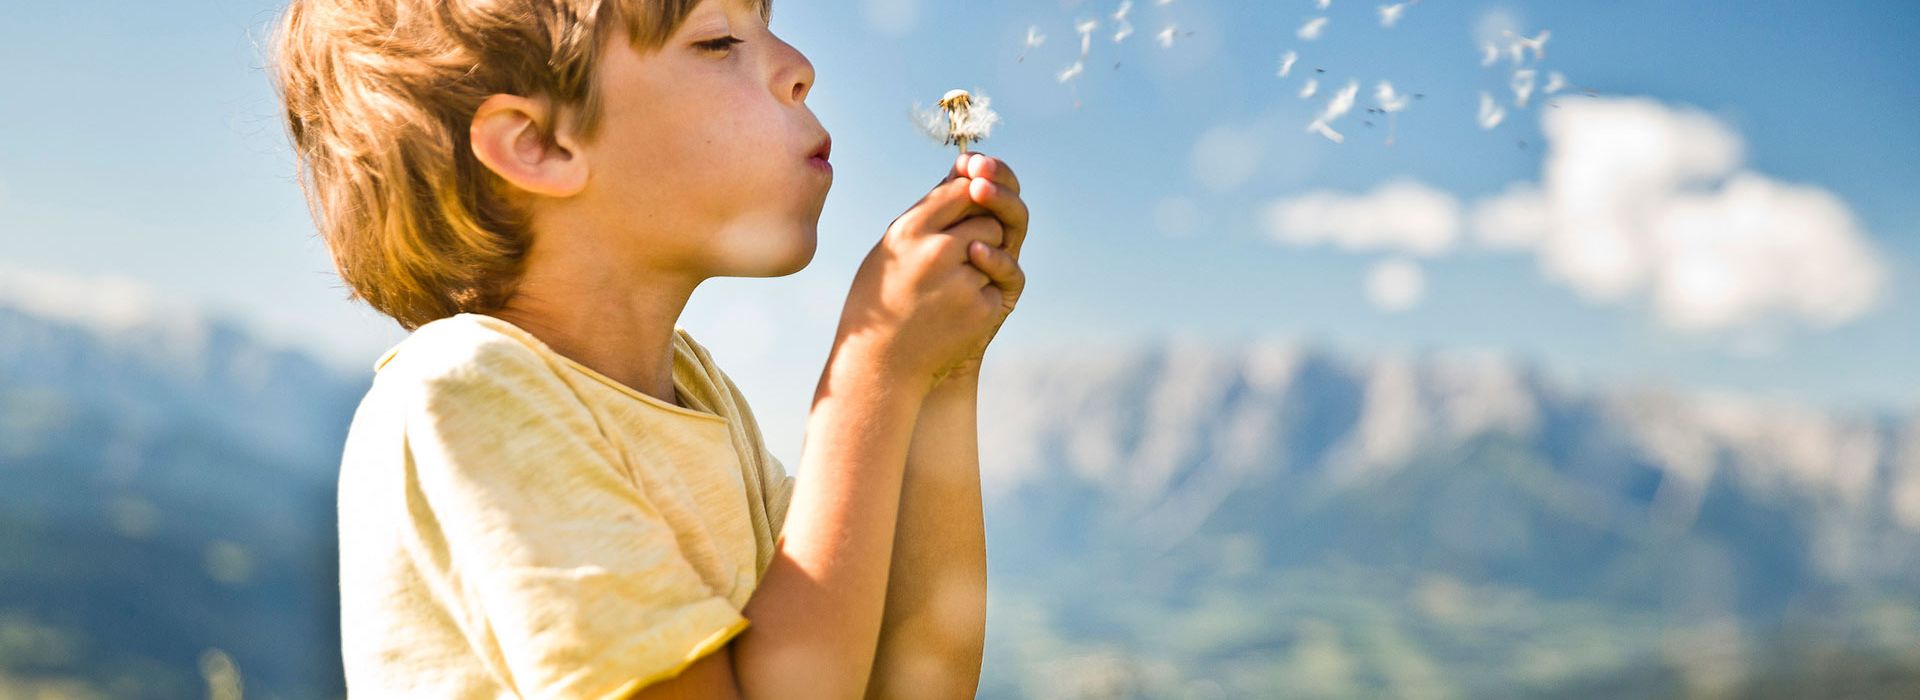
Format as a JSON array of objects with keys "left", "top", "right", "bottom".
[
  {"left": 912, "top": 88, "right": 1000, "bottom": 154},
  {"left": 1315, "top": 0, "right": 1331, "bottom": 8},
  {"left": 1306, "top": 79, "right": 1359, "bottom": 143},
  {"left": 1278, "top": 50, "right": 1299, "bottom": 78},
  {"left": 1544, "top": 70, "right": 1568, "bottom": 94},
  {"left": 1477, "top": 91, "right": 1506, "bottom": 129},
  {"left": 1057, "top": 60, "right": 1085, "bottom": 83},
  {"left": 1156, "top": 24, "right": 1178, "bottom": 48},
  {"left": 1300, "top": 77, "right": 1320, "bottom": 98},
  {"left": 1308, "top": 120, "right": 1345, "bottom": 143},
  {"left": 1112, "top": 0, "right": 1134, "bottom": 42},
  {"left": 1318, "top": 79, "right": 1359, "bottom": 122},
  {"left": 1503, "top": 28, "right": 1550, "bottom": 62},
  {"left": 1511, "top": 68, "right": 1537, "bottom": 108},
  {"left": 1018, "top": 25, "right": 1045, "bottom": 63},
  {"left": 1374, "top": 80, "right": 1411, "bottom": 145},
  {"left": 1298, "top": 16, "right": 1330, "bottom": 40},
  {"left": 1378, "top": 3, "right": 1408, "bottom": 28},
  {"left": 1374, "top": 81, "right": 1411, "bottom": 113},
  {"left": 1076, "top": 18, "right": 1098, "bottom": 57},
  {"left": 1480, "top": 42, "right": 1499, "bottom": 67}
]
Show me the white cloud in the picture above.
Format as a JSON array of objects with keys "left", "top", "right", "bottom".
[
  {"left": 1366, "top": 258, "right": 1425, "bottom": 312},
  {"left": 1262, "top": 179, "right": 1462, "bottom": 256},
  {"left": 1467, "top": 97, "right": 1886, "bottom": 332}
]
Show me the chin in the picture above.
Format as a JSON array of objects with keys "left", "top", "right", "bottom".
[{"left": 713, "top": 218, "right": 817, "bottom": 278}]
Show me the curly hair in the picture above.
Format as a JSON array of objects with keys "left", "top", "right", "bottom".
[{"left": 267, "top": 0, "right": 771, "bottom": 331}]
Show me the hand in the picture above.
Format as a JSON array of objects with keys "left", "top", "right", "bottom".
[
  {"left": 935, "top": 152, "right": 1028, "bottom": 387},
  {"left": 831, "top": 153, "right": 1028, "bottom": 398}
]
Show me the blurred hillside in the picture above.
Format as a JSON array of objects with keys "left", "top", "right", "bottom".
[{"left": 4, "top": 297, "right": 1920, "bottom": 698}]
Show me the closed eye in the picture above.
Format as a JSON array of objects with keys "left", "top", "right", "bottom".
[{"left": 696, "top": 35, "right": 745, "bottom": 53}]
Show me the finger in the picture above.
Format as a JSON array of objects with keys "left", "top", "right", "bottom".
[
  {"left": 946, "top": 212, "right": 1006, "bottom": 250},
  {"left": 962, "top": 178, "right": 1028, "bottom": 254},
  {"left": 910, "top": 176, "right": 985, "bottom": 233},
  {"left": 967, "top": 239, "right": 1025, "bottom": 295},
  {"left": 964, "top": 153, "right": 1020, "bottom": 195}
]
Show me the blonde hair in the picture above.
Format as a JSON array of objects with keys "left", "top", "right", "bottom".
[{"left": 268, "top": 0, "right": 770, "bottom": 331}]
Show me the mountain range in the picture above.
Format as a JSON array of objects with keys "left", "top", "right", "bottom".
[{"left": 3, "top": 290, "right": 1918, "bottom": 698}]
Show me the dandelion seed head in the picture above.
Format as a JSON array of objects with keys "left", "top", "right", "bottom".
[
  {"left": 915, "top": 88, "right": 1000, "bottom": 152},
  {"left": 1298, "top": 16, "right": 1330, "bottom": 41}
]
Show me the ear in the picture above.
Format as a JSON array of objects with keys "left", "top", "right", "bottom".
[{"left": 469, "top": 93, "right": 588, "bottom": 198}]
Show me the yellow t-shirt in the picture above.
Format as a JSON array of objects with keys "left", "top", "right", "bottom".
[{"left": 337, "top": 312, "right": 795, "bottom": 698}]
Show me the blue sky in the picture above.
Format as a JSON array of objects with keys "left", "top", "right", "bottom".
[{"left": 2, "top": 0, "right": 1916, "bottom": 459}]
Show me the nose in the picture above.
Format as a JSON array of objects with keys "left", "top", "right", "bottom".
[{"left": 773, "top": 37, "right": 815, "bottom": 104}]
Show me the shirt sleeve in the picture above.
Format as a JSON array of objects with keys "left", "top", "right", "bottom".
[
  {"left": 765, "top": 452, "right": 796, "bottom": 542},
  {"left": 400, "top": 340, "right": 747, "bottom": 699}
]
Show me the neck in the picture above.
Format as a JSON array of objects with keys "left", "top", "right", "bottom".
[{"left": 490, "top": 257, "right": 703, "bottom": 409}]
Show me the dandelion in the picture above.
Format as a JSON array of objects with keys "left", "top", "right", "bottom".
[
  {"left": 1018, "top": 25, "right": 1045, "bottom": 63},
  {"left": 1477, "top": 91, "right": 1506, "bottom": 129},
  {"left": 1298, "top": 16, "right": 1329, "bottom": 40},
  {"left": 1511, "top": 68, "right": 1537, "bottom": 108},
  {"left": 1278, "top": 50, "right": 1299, "bottom": 78},
  {"left": 913, "top": 88, "right": 1001, "bottom": 155},
  {"left": 1299, "top": 77, "right": 1319, "bottom": 98},
  {"left": 1378, "top": 3, "right": 1408, "bottom": 28}
]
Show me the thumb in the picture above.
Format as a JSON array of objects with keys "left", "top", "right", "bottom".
[{"left": 967, "top": 240, "right": 1025, "bottom": 294}]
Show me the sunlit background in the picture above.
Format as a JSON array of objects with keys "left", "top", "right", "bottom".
[{"left": 4, "top": 0, "right": 1919, "bottom": 697}]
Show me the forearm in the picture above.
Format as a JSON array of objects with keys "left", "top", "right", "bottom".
[
  {"left": 734, "top": 344, "right": 927, "bottom": 700},
  {"left": 864, "top": 373, "right": 987, "bottom": 700}
]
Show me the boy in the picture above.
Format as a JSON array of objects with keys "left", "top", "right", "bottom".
[{"left": 267, "top": 0, "right": 1030, "bottom": 697}]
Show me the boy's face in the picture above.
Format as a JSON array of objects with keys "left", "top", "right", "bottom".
[{"left": 550, "top": 0, "right": 829, "bottom": 280}]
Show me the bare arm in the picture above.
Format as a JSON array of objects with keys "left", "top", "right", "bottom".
[
  {"left": 863, "top": 373, "right": 986, "bottom": 700},
  {"left": 632, "top": 338, "right": 927, "bottom": 700}
]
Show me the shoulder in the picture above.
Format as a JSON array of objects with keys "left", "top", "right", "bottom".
[{"left": 373, "top": 313, "right": 570, "bottom": 404}]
